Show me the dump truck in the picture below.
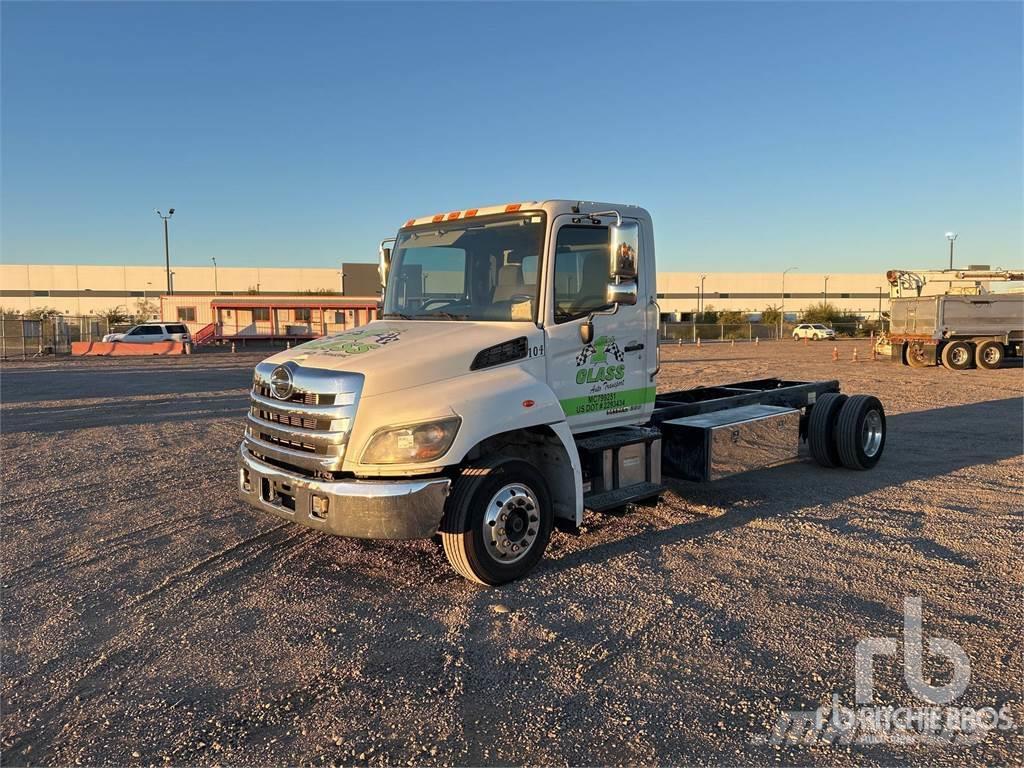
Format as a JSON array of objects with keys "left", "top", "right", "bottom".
[
  {"left": 884, "top": 269, "right": 1024, "bottom": 370},
  {"left": 238, "top": 200, "right": 887, "bottom": 584}
]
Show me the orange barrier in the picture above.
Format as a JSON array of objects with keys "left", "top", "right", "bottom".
[{"left": 72, "top": 341, "right": 184, "bottom": 356}]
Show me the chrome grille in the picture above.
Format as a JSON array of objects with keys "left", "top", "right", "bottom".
[
  {"left": 243, "top": 362, "right": 364, "bottom": 475},
  {"left": 256, "top": 384, "right": 336, "bottom": 406}
]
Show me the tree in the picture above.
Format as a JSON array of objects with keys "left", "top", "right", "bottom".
[
  {"left": 700, "top": 304, "right": 719, "bottom": 324},
  {"left": 0, "top": 307, "right": 23, "bottom": 319},
  {"left": 799, "top": 302, "right": 840, "bottom": 324},
  {"left": 133, "top": 298, "right": 159, "bottom": 322},
  {"left": 95, "top": 306, "right": 131, "bottom": 325},
  {"left": 23, "top": 306, "right": 61, "bottom": 320},
  {"left": 761, "top": 304, "right": 782, "bottom": 327},
  {"left": 717, "top": 309, "right": 746, "bottom": 325}
]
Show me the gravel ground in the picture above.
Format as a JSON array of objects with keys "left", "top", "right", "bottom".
[{"left": 2, "top": 342, "right": 1021, "bottom": 767}]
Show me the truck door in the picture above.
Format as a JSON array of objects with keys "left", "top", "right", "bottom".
[{"left": 544, "top": 215, "right": 654, "bottom": 433}]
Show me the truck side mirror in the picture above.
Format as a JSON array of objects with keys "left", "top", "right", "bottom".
[
  {"left": 378, "top": 246, "right": 391, "bottom": 287},
  {"left": 606, "top": 281, "right": 638, "bottom": 306},
  {"left": 609, "top": 220, "right": 639, "bottom": 281}
]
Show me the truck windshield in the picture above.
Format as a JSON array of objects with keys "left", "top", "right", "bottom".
[{"left": 383, "top": 213, "right": 545, "bottom": 322}]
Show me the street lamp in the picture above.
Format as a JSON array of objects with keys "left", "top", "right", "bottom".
[
  {"left": 155, "top": 208, "right": 175, "bottom": 295},
  {"left": 823, "top": 274, "right": 831, "bottom": 307},
  {"left": 211, "top": 256, "right": 219, "bottom": 295},
  {"left": 945, "top": 232, "right": 958, "bottom": 270},
  {"left": 876, "top": 285, "right": 884, "bottom": 326},
  {"left": 699, "top": 273, "right": 707, "bottom": 318},
  {"left": 781, "top": 267, "right": 797, "bottom": 339}
]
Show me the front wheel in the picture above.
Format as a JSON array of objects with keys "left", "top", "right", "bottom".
[{"left": 440, "top": 457, "right": 553, "bottom": 585}]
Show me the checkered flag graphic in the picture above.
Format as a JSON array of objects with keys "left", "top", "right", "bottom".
[
  {"left": 576, "top": 344, "right": 595, "bottom": 366},
  {"left": 374, "top": 331, "right": 401, "bottom": 345},
  {"left": 606, "top": 341, "right": 624, "bottom": 362}
]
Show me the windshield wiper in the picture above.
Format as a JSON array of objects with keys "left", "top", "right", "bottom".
[
  {"left": 383, "top": 312, "right": 414, "bottom": 320},
  {"left": 417, "top": 311, "right": 469, "bottom": 321}
]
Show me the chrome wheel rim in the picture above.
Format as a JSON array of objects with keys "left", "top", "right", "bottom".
[
  {"left": 862, "top": 410, "right": 883, "bottom": 457},
  {"left": 950, "top": 347, "right": 969, "bottom": 366},
  {"left": 983, "top": 347, "right": 1000, "bottom": 364},
  {"left": 483, "top": 483, "right": 540, "bottom": 564}
]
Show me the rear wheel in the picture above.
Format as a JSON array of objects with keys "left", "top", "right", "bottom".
[
  {"left": 940, "top": 340, "right": 974, "bottom": 370},
  {"left": 975, "top": 340, "right": 1004, "bottom": 370},
  {"left": 835, "top": 395, "right": 886, "bottom": 470},
  {"left": 808, "top": 392, "right": 847, "bottom": 468},
  {"left": 440, "top": 457, "right": 553, "bottom": 586}
]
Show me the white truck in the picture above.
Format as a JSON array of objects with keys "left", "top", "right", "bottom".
[{"left": 238, "top": 200, "right": 887, "bottom": 584}]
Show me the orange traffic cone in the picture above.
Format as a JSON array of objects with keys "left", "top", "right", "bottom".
[
  {"left": 832, "top": 346, "right": 839, "bottom": 362},
  {"left": 852, "top": 348, "right": 859, "bottom": 362}
]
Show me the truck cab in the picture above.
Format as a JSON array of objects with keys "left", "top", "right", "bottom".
[{"left": 239, "top": 199, "right": 887, "bottom": 584}]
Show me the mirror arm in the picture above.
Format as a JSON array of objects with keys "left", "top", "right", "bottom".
[{"left": 589, "top": 210, "right": 622, "bottom": 226}]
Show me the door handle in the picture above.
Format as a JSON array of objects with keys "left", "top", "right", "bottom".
[{"left": 624, "top": 343, "right": 644, "bottom": 352}]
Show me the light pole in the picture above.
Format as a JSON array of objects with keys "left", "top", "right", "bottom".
[
  {"left": 876, "top": 285, "right": 884, "bottom": 327},
  {"left": 781, "top": 267, "right": 797, "bottom": 339},
  {"left": 945, "top": 232, "right": 958, "bottom": 270},
  {"left": 211, "top": 257, "right": 219, "bottom": 295},
  {"left": 823, "top": 274, "right": 831, "bottom": 307},
  {"left": 155, "top": 208, "right": 175, "bottom": 295},
  {"left": 699, "top": 273, "right": 707, "bottom": 318}
]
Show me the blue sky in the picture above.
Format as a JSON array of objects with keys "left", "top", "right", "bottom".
[{"left": 2, "top": 1, "right": 1021, "bottom": 272}]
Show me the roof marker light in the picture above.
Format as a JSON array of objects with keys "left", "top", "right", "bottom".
[
  {"left": 465, "top": 208, "right": 478, "bottom": 217},
  {"left": 432, "top": 214, "right": 445, "bottom": 223},
  {"left": 404, "top": 219, "right": 415, "bottom": 228},
  {"left": 447, "top": 211, "right": 461, "bottom": 220},
  {"left": 505, "top": 203, "right": 522, "bottom": 212}
]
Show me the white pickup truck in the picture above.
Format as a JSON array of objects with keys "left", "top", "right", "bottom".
[{"left": 238, "top": 200, "right": 887, "bottom": 584}]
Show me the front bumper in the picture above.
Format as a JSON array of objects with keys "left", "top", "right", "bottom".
[{"left": 238, "top": 447, "right": 450, "bottom": 540}]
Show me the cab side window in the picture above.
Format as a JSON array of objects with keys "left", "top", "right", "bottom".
[{"left": 553, "top": 226, "right": 611, "bottom": 323}]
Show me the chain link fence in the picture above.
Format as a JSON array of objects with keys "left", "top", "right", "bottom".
[
  {"left": 660, "top": 320, "right": 887, "bottom": 343},
  {"left": 0, "top": 315, "right": 131, "bottom": 359}
]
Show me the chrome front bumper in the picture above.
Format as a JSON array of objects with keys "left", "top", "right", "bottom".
[{"left": 238, "top": 447, "right": 451, "bottom": 540}]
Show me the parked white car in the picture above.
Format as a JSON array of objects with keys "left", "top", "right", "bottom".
[
  {"left": 792, "top": 323, "right": 836, "bottom": 340},
  {"left": 103, "top": 323, "right": 191, "bottom": 344}
]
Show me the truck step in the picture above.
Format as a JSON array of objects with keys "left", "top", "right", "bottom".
[
  {"left": 584, "top": 481, "right": 665, "bottom": 513},
  {"left": 575, "top": 425, "right": 662, "bottom": 453}
]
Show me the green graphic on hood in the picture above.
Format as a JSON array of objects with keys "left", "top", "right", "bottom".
[{"left": 300, "top": 327, "right": 403, "bottom": 355}]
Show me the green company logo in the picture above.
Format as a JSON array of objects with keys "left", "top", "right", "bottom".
[
  {"left": 575, "top": 335, "right": 626, "bottom": 385},
  {"left": 302, "top": 327, "right": 402, "bottom": 355}
]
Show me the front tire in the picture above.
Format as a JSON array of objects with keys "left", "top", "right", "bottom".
[
  {"left": 975, "top": 340, "right": 1004, "bottom": 370},
  {"left": 440, "top": 457, "right": 553, "bottom": 586},
  {"left": 906, "top": 342, "right": 931, "bottom": 368}
]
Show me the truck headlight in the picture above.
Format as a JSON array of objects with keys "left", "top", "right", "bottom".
[{"left": 360, "top": 417, "right": 461, "bottom": 464}]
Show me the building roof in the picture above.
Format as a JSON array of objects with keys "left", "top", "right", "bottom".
[{"left": 208, "top": 296, "right": 377, "bottom": 309}]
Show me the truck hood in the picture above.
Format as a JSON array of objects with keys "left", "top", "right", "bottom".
[{"left": 260, "top": 320, "right": 537, "bottom": 397}]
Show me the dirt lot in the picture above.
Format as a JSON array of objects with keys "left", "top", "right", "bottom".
[{"left": 2, "top": 341, "right": 1021, "bottom": 766}]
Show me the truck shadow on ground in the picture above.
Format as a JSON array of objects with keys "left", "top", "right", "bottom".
[{"left": 543, "top": 396, "right": 1022, "bottom": 577}]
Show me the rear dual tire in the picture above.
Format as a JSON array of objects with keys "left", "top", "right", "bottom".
[
  {"left": 975, "top": 340, "right": 1004, "bottom": 370},
  {"left": 809, "top": 394, "right": 886, "bottom": 470},
  {"left": 940, "top": 341, "right": 974, "bottom": 371}
]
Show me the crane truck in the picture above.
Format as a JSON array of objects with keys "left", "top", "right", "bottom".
[
  {"left": 882, "top": 268, "right": 1024, "bottom": 370},
  {"left": 238, "top": 200, "right": 887, "bottom": 585}
]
